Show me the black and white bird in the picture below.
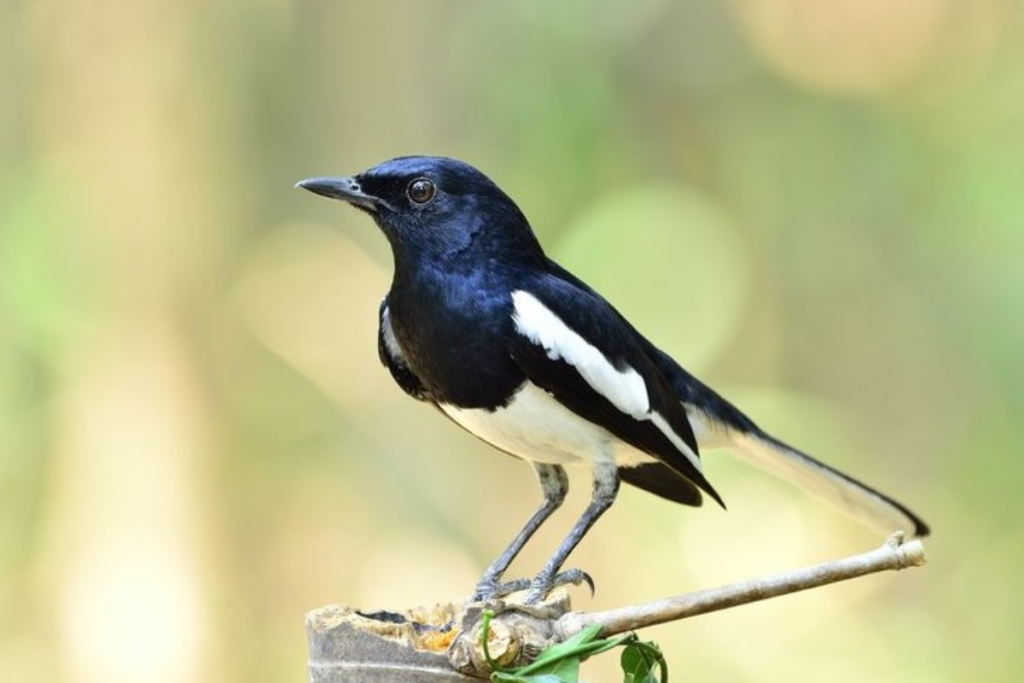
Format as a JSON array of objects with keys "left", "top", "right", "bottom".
[{"left": 297, "top": 156, "right": 929, "bottom": 604}]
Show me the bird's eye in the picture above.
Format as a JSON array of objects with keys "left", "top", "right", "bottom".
[{"left": 407, "top": 178, "right": 436, "bottom": 205}]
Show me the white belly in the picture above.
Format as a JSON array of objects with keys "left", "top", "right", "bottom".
[{"left": 440, "top": 381, "right": 655, "bottom": 468}]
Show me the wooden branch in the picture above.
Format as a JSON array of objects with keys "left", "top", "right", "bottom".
[
  {"left": 305, "top": 533, "right": 927, "bottom": 681},
  {"left": 556, "top": 532, "right": 927, "bottom": 639}
]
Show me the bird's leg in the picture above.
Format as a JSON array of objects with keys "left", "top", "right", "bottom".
[
  {"left": 471, "top": 463, "right": 568, "bottom": 602},
  {"left": 523, "top": 460, "right": 620, "bottom": 605}
]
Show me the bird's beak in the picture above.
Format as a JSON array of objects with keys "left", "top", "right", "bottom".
[{"left": 295, "top": 176, "right": 382, "bottom": 212}]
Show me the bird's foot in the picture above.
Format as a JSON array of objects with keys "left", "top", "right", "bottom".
[{"left": 471, "top": 568, "right": 593, "bottom": 604}]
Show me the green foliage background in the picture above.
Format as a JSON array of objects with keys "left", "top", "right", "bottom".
[{"left": 2, "top": 2, "right": 1021, "bottom": 681}]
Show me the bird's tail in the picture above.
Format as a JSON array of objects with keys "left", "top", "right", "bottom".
[{"left": 727, "top": 430, "right": 930, "bottom": 538}]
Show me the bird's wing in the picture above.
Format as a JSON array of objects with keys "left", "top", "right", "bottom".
[
  {"left": 506, "top": 273, "right": 723, "bottom": 508},
  {"left": 378, "top": 297, "right": 431, "bottom": 401},
  {"left": 536, "top": 262, "right": 927, "bottom": 535}
]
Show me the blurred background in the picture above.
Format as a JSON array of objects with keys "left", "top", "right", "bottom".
[{"left": 2, "top": 1, "right": 1022, "bottom": 681}]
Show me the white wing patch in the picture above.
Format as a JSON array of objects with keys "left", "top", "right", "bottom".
[
  {"left": 511, "top": 290, "right": 702, "bottom": 473},
  {"left": 512, "top": 291, "right": 649, "bottom": 416},
  {"left": 649, "top": 412, "right": 702, "bottom": 472}
]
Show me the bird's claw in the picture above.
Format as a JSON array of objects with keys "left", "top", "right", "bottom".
[
  {"left": 524, "top": 567, "right": 594, "bottom": 604},
  {"left": 471, "top": 568, "right": 594, "bottom": 604}
]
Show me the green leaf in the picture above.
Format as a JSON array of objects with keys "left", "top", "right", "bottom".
[
  {"left": 492, "top": 673, "right": 566, "bottom": 683},
  {"left": 507, "top": 625, "right": 603, "bottom": 677},
  {"left": 481, "top": 613, "right": 668, "bottom": 683},
  {"left": 620, "top": 641, "right": 667, "bottom": 683},
  {"left": 531, "top": 624, "right": 603, "bottom": 663},
  {"left": 621, "top": 645, "right": 651, "bottom": 682},
  {"left": 542, "top": 655, "right": 580, "bottom": 681}
]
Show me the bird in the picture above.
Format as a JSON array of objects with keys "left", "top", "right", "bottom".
[{"left": 296, "top": 156, "right": 929, "bottom": 605}]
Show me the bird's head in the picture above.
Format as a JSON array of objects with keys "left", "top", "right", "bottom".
[{"left": 297, "top": 156, "right": 543, "bottom": 266}]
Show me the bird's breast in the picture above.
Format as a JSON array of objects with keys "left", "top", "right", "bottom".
[
  {"left": 440, "top": 381, "right": 656, "bottom": 468},
  {"left": 387, "top": 273, "right": 523, "bottom": 409}
]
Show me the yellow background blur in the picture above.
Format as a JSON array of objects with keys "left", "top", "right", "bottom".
[{"left": 2, "top": 2, "right": 1021, "bottom": 681}]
